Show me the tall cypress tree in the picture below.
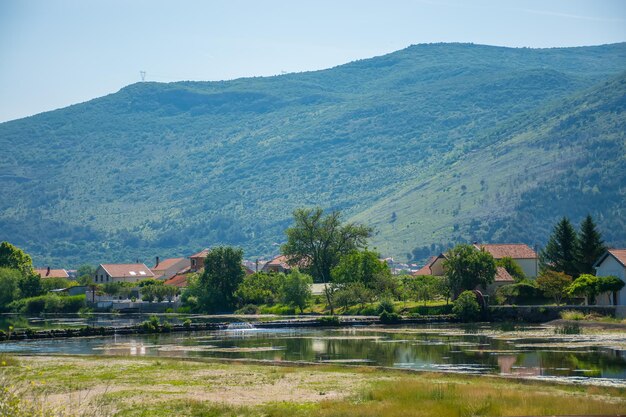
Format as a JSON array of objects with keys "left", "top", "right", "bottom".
[
  {"left": 577, "top": 214, "right": 606, "bottom": 275},
  {"left": 540, "top": 217, "right": 579, "bottom": 277}
]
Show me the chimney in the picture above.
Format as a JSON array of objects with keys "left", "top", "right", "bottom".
[
  {"left": 46, "top": 266, "right": 50, "bottom": 276},
  {"left": 155, "top": 256, "right": 160, "bottom": 267}
]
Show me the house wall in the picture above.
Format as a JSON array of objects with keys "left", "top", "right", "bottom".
[
  {"left": 430, "top": 257, "right": 445, "bottom": 276},
  {"left": 515, "top": 258, "right": 538, "bottom": 279},
  {"left": 153, "top": 259, "right": 190, "bottom": 280},
  {"left": 190, "top": 256, "right": 205, "bottom": 272},
  {"left": 595, "top": 256, "right": 626, "bottom": 306},
  {"left": 94, "top": 265, "right": 111, "bottom": 284}
]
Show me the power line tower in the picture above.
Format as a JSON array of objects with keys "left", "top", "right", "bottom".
[{"left": 140, "top": 71, "right": 146, "bottom": 82}]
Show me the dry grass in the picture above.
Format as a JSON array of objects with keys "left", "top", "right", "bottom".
[{"left": 2, "top": 355, "right": 625, "bottom": 417}]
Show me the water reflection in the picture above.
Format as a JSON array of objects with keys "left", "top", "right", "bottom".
[{"left": 1, "top": 324, "right": 626, "bottom": 385}]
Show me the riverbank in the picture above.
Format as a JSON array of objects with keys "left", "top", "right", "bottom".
[{"left": 2, "top": 354, "right": 625, "bottom": 417}]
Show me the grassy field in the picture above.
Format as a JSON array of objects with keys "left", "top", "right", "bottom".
[{"left": 2, "top": 354, "right": 626, "bottom": 417}]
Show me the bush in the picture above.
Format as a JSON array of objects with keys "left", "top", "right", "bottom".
[
  {"left": 377, "top": 298, "right": 395, "bottom": 314},
  {"left": 379, "top": 311, "right": 402, "bottom": 324},
  {"left": 560, "top": 310, "right": 585, "bottom": 320},
  {"left": 258, "top": 304, "right": 296, "bottom": 315},
  {"left": 183, "top": 318, "right": 192, "bottom": 329},
  {"left": 236, "top": 304, "right": 260, "bottom": 314},
  {"left": 317, "top": 316, "right": 340, "bottom": 326},
  {"left": 141, "top": 315, "right": 160, "bottom": 333},
  {"left": 453, "top": 291, "right": 481, "bottom": 322},
  {"left": 8, "top": 294, "right": 85, "bottom": 314}
]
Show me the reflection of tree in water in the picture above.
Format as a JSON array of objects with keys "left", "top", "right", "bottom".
[{"left": 538, "top": 349, "right": 626, "bottom": 378}]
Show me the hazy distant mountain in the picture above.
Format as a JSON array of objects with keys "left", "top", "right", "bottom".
[{"left": 1, "top": 43, "right": 625, "bottom": 266}]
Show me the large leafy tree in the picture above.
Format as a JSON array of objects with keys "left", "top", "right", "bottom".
[
  {"left": 577, "top": 215, "right": 606, "bottom": 275},
  {"left": 0, "top": 241, "right": 33, "bottom": 275},
  {"left": 540, "top": 217, "right": 579, "bottom": 277},
  {"left": 0, "top": 267, "right": 21, "bottom": 312},
  {"left": 331, "top": 249, "right": 390, "bottom": 289},
  {"left": 198, "top": 246, "right": 245, "bottom": 313},
  {"left": 282, "top": 208, "right": 372, "bottom": 314},
  {"left": 568, "top": 274, "right": 599, "bottom": 305},
  {"left": 443, "top": 244, "right": 497, "bottom": 299},
  {"left": 536, "top": 270, "right": 572, "bottom": 305}
]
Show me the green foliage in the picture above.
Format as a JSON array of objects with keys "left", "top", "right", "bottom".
[
  {"left": 191, "top": 246, "right": 245, "bottom": 313},
  {"left": 596, "top": 275, "right": 625, "bottom": 305},
  {"left": 568, "top": 274, "right": 599, "bottom": 305},
  {"left": 496, "top": 281, "right": 541, "bottom": 305},
  {"left": 282, "top": 268, "right": 313, "bottom": 313},
  {"left": 235, "top": 304, "right": 260, "bottom": 314},
  {"left": 18, "top": 273, "right": 42, "bottom": 298},
  {"left": 40, "top": 277, "right": 76, "bottom": 293},
  {"left": 377, "top": 298, "right": 395, "bottom": 314},
  {"left": 331, "top": 249, "right": 389, "bottom": 289},
  {"left": 379, "top": 310, "right": 402, "bottom": 324},
  {"left": 235, "top": 272, "right": 284, "bottom": 306},
  {"left": 282, "top": 208, "right": 371, "bottom": 314},
  {"left": 540, "top": 217, "right": 579, "bottom": 277},
  {"left": 452, "top": 290, "right": 481, "bottom": 322},
  {"left": 555, "top": 322, "right": 581, "bottom": 334},
  {"left": 536, "top": 270, "right": 573, "bottom": 305},
  {"left": 443, "top": 244, "right": 496, "bottom": 298},
  {"left": 403, "top": 275, "right": 441, "bottom": 306},
  {"left": 577, "top": 215, "right": 606, "bottom": 275},
  {"left": 0, "top": 242, "right": 32, "bottom": 274},
  {"left": 9, "top": 294, "right": 85, "bottom": 314},
  {"left": 317, "top": 316, "right": 340, "bottom": 326},
  {"left": 496, "top": 257, "right": 526, "bottom": 282},
  {"left": 0, "top": 267, "right": 21, "bottom": 312},
  {"left": 141, "top": 315, "right": 161, "bottom": 333}
]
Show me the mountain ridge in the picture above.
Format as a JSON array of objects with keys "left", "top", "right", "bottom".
[{"left": 1, "top": 42, "right": 625, "bottom": 267}]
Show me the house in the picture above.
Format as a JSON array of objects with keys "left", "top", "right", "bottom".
[
  {"left": 473, "top": 243, "right": 538, "bottom": 278},
  {"left": 261, "top": 255, "right": 293, "bottom": 273},
  {"left": 413, "top": 254, "right": 447, "bottom": 277},
  {"left": 593, "top": 249, "right": 626, "bottom": 306},
  {"left": 189, "top": 249, "right": 209, "bottom": 272},
  {"left": 164, "top": 273, "right": 191, "bottom": 288},
  {"left": 486, "top": 267, "right": 515, "bottom": 293},
  {"left": 35, "top": 267, "right": 69, "bottom": 279},
  {"left": 94, "top": 263, "right": 154, "bottom": 284},
  {"left": 151, "top": 257, "right": 190, "bottom": 280}
]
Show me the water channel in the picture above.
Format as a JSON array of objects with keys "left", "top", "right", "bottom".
[{"left": 2, "top": 320, "right": 626, "bottom": 387}]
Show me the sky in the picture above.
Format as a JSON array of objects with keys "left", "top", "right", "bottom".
[{"left": 1, "top": 0, "right": 625, "bottom": 123}]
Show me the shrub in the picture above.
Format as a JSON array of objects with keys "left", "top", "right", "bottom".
[
  {"left": 183, "top": 318, "right": 192, "bottom": 329},
  {"left": 377, "top": 298, "right": 395, "bottom": 314},
  {"left": 560, "top": 310, "right": 585, "bottom": 320},
  {"left": 317, "top": 316, "right": 340, "bottom": 326},
  {"left": 452, "top": 291, "right": 481, "bottom": 322},
  {"left": 235, "top": 304, "right": 260, "bottom": 314},
  {"left": 379, "top": 311, "right": 402, "bottom": 324},
  {"left": 141, "top": 315, "right": 161, "bottom": 333}
]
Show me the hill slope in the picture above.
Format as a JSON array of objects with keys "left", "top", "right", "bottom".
[{"left": 0, "top": 43, "right": 625, "bottom": 266}]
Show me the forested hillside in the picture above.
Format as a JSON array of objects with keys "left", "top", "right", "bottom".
[{"left": 0, "top": 43, "right": 625, "bottom": 266}]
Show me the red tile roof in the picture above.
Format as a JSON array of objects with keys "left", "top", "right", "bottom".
[
  {"left": 164, "top": 273, "right": 189, "bottom": 288},
  {"left": 152, "top": 257, "right": 187, "bottom": 271},
  {"left": 35, "top": 268, "right": 69, "bottom": 278},
  {"left": 605, "top": 249, "right": 626, "bottom": 268},
  {"left": 189, "top": 249, "right": 209, "bottom": 259},
  {"left": 474, "top": 244, "right": 537, "bottom": 259},
  {"left": 412, "top": 256, "right": 436, "bottom": 276},
  {"left": 100, "top": 264, "right": 154, "bottom": 279},
  {"left": 494, "top": 266, "right": 515, "bottom": 282}
]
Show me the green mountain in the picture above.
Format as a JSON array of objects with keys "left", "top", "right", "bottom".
[{"left": 1, "top": 43, "right": 625, "bottom": 267}]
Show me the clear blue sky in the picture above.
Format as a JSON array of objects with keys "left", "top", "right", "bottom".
[{"left": 1, "top": 0, "right": 625, "bottom": 123}]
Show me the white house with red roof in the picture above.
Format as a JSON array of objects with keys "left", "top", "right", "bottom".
[
  {"left": 151, "top": 257, "right": 190, "bottom": 280},
  {"left": 594, "top": 249, "right": 626, "bottom": 306},
  {"left": 473, "top": 243, "right": 538, "bottom": 278},
  {"left": 94, "top": 263, "right": 154, "bottom": 284}
]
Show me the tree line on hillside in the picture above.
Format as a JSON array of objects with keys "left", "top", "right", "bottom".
[{"left": 1, "top": 208, "right": 622, "bottom": 321}]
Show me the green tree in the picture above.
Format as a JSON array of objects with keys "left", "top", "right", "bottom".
[
  {"left": 409, "top": 275, "right": 439, "bottom": 306},
  {"left": 331, "top": 249, "right": 389, "bottom": 289},
  {"left": 0, "top": 267, "right": 21, "bottom": 312},
  {"left": 443, "top": 244, "right": 497, "bottom": 299},
  {"left": 568, "top": 274, "right": 599, "bottom": 305},
  {"left": 77, "top": 264, "right": 96, "bottom": 285},
  {"left": 198, "top": 246, "right": 245, "bottom": 312},
  {"left": 282, "top": 208, "right": 372, "bottom": 314},
  {"left": 496, "top": 257, "right": 526, "bottom": 282},
  {"left": 452, "top": 290, "right": 481, "bottom": 322},
  {"left": 577, "top": 215, "right": 606, "bottom": 275},
  {"left": 235, "top": 272, "right": 283, "bottom": 306},
  {"left": 18, "top": 273, "right": 42, "bottom": 298},
  {"left": 282, "top": 268, "right": 313, "bottom": 313},
  {"left": 596, "top": 275, "right": 625, "bottom": 305},
  {"left": 540, "top": 217, "right": 579, "bottom": 277},
  {"left": 0, "top": 242, "right": 33, "bottom": 275},
  {"left": 536, "top": 270, "right": 572, "bottom": 305}
]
